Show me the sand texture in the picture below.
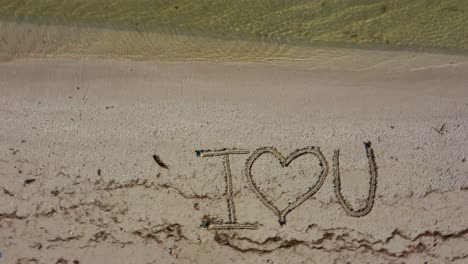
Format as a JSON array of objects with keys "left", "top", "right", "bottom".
[{"left": 1, "top": 54, "right": 468, "bottom": 263}]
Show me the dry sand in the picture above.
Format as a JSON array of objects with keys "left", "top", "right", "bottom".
[{"left": 1, "top": 53, "right": 468, "bottom": 263}]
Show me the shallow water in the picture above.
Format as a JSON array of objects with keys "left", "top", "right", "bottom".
[{"left": 0, "top": 0, "right": 467, "bottom": 60}]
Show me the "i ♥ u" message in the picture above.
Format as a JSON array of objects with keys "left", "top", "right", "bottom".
[{"left": 196, "top": 142, "right": 378, "bottom": 230}]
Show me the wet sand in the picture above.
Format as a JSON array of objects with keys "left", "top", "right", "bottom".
[{"left": 0, "top": 54, "right": 468, "bottom": 263}]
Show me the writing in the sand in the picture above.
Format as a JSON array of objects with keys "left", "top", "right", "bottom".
[{"left": 196, "top": 142, "right": 378, "bottom": 230}]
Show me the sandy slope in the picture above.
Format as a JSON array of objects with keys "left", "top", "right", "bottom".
[{"left": 0, "top": 53, "right": 468, "bottom": 263}]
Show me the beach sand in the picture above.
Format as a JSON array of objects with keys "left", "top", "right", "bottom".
[{"left": 0, "top": 53, "right": 468, "bottom": 263}]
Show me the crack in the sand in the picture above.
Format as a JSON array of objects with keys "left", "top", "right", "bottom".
[{"left": 212, "top": 226, "right": 468, "bottom": 259}]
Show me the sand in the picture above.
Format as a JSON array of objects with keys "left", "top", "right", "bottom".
[{"left": 1, "top": 53, "right": 468, "bottom": 263}]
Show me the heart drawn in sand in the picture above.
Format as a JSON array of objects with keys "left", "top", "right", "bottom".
[{"left": 244, "top": 147, "right": 329, "bottom": 225}]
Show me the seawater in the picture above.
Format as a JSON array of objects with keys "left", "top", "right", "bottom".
[{"left": 0, "top": 0, "right": 467, "bottom": 60}]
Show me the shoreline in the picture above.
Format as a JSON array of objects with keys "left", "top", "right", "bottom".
[{"left": 2, "top": 20, "right": 468, "bottom": 64}]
